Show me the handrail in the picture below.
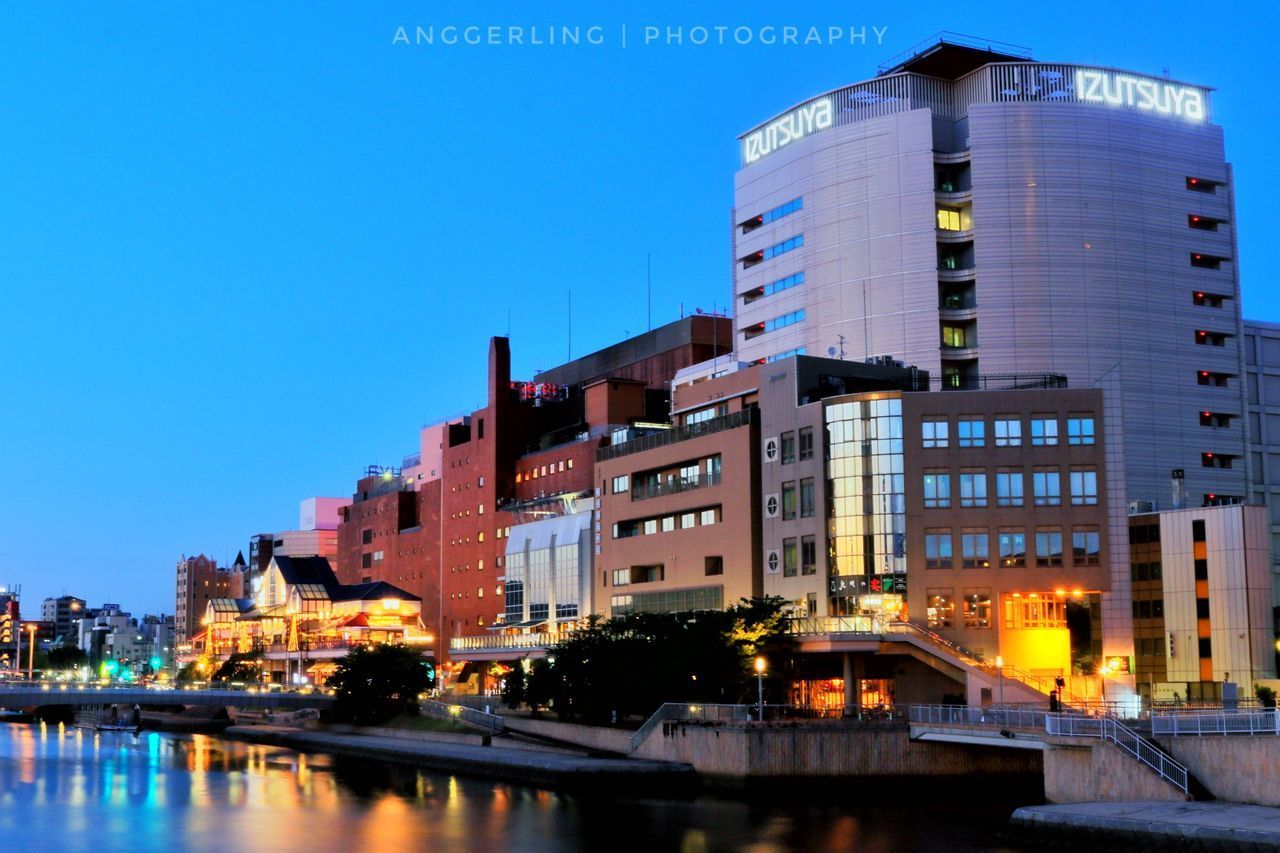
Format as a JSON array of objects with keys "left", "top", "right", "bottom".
[
  {"left": 420, "top": 699, "right": 505, "bottom": 733},
  {"left": 1046, "top": 714, "right": 1188, "bottom": 793},
  {"left": 1152, "top": 709, "right": 1280, "bottom": 736},
  {"left": 909, "top": 703, "right": 1046, "bottom": 730}
]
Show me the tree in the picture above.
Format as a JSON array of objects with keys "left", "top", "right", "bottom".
[
  {"left": 523, "top": 597, "right": 796, "bottom": 724},
  {"left": 175, "top": 662, "right": 202, "bottom": 684},
  {"left": 46, "top": 645, "right": 87, "bottom": 672},
  {"left": 327, "top": 644, "right": 433, "bottom": 726},
  {"left": 502, "top": 658, "right": 527, "bottom": 709},
  {"left": 212, "top": 650, "right": 263, "bottom": 683}
]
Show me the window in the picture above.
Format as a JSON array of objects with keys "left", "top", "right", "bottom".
[
  {"left": 995, "top": 469, "right": 1024, "bottom": 507},
  {"left": 781, "top": 431, "right": 796, "bottom": 464},
  {"left": 681, "top": 512, "right": 696, "bottom": 529},
  {"left": 923, "top": 471, "right": 951, "bottom": 508},
  {"left": 782, "top": 482, "right": 797, "bottom": 520},
  {"left": 959, "top": 470, "right": 987, "bottom": 507},
  {"left": 927, "top": 590, "right": 955, "bottom": 628},
  {"left": 961, "top": 529, "right": 990, "bottom": 568},
  {"left": 1198, "top": 638, "right": 1212, "bottom": 658},
  {"left": 1195, "top": 328, "right": 1228, "bottom": 345},
  {"left": 1196, "top": 597, "right": 1210, "bottom": 619},
  {"left": 700, "top": 508, "right": 718, "bottom": 526},
  {"left": 1192, "top": 289, "right": 1227, "bottom": 306},
  {"left": 611, "top": 569, "right": 630, "bottom": 587},
  {"left": 801, "top": 535, "right": 817, "bottom": 575},
  {"left": 922, "top": 419, "right": 949, "bottom": 448},
  {"left": 925, "top": 529, "right": 953, "bottom": 569},
  {"left": 1033, "top": 468, "right": 1061, "bottom": 506},
  {"left": 941, "top": 325, "right": 970, "bottom": 348},
  {"left": 800, "top": 478, "right": 815, "bottom": 518},
  {"left": 612, "top": 474, "right": 630, "bottom": 494},
  {"left": 745, "top": 309, "right": 806, "bottom": 338},
  {"left": 1070, "top": 468, "right": 1098, "bottom": 505},
  {"left": 661, "top": 516, "right": 675, "bottom": 533},
  {"left": 1072, "top": 527, "right": 1101, "bottom": 566},
  {"left": 361, "top": 553, "right": 372, "bottom": 569},
  {"left": 741, "top": 197, "right": 803, "bottom": 233},
  {"left": 753, "top": 271, "right": 806, "bottom": 302},
  {"left": 957, "top": 418, "right": 985, "bottom": 447},
  {"left": 1035, "top": 528, "right": 1064, "bottom": 567},
  {"left": 994, "top": 418, "right": 1021, "bottom": 447},
  {"left": 783, "top": 537, "right": 798, "bottom": 577},
  {"left": 798, "top": 427, "right": 814, "bottom": 460},
  {"left": 1186, "top": 176, "right": 1219, "bottom": 193},
  {"left": 1067, "top": 417, "right": 1095, "bottom": 445},
  {"left": 705, "top": 556, "right": 724, "bottom": 577},
  {"left": 686, "top": 405, "right": 728, "bottom": 427},
  {"left": 963, "top": 590, "right": 992, "bottom": 628},
  {"left": 1030, "top": 418, "right": 1059, "bottom": 446},
  {"left": 936, "top": 207, "right": 967, "bottom": 231},
  {"left": 643, "top": 519, "right": 658, "bottom": 535},
  {"left": 766, "top": 347, "right": 806, "bottom": 363},
  {"left": 998, "top": 529, "right": 1026, "bottom": 568},
  {"left": 361, "top": 529, "right": 373, "bottom": 545}
]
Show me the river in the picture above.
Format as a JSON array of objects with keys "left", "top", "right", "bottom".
[{"left": 0, "top": 724, "right": 1031, "bottom": 851}]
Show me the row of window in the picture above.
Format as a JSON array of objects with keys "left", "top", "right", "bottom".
[
  {"left": 613, "top": 507, "right": 721, "bottom": 538},
  {"left": 922, "top": 467, "right": 1098, "bottom": 508},
  {"left": 921, "top": 416, "right": 1094, "bottom": 448},
  {"left": 764, "top": 234, "right": 803, "bottom": 260},
  {"left": 926, "top": 589, "right": 992, "bottom": 629},
  {"left": 741, "top": 197, "right": 803, "bottom": 233},
  {"left": 769, "top": 427, "right": 816, "bottom": 464},
  {"left": 776, "top": 478, "right": 817, "bottom": 519},
  {"left": 923, "top": 526, "right": 1101, "bottom": 569},
  {"left": 766, "top": 347, "right": 807, "bottom": 363},
  {"left": 778, "top": 535, "right": 818, "bottom": 576},
  {"left": 515, "top": 457, "right": 575, "bottom": 484}
]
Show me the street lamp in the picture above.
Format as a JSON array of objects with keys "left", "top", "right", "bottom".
[
  {"left": 26, "top": 624, "right": 37, "bottom": 678},
  {"left": 995, "top": 655, "right": 1004, "bottom": 706},
  {"left": 754, "top": 656, "right": 766, "bottom": 721}
]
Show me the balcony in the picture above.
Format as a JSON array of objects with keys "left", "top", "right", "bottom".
[
  {"left": 631, "top": 471, "right": 722, "bottom": 501},
  {"left": 598, "top": 408, "right": 754, "bottom": 463},
  {"left": 450, "top": 632, "right": 567, "bottom": 654}
]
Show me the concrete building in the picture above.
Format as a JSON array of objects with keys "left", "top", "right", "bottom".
[
  {"left": 1243, "top": 319, "right": 1280, "bottom": 573},
  {"left": 40, "top": 595, "right": 86, "bottom": 644},
  {"left": 174, "top": 555, "right": 231, "bottom": 643},
  {"left": 732, "top": 35, "right": 1247, "bottom": 517},
  {"left": 1129, "top": 504, "right": 1275, "bottom": 699}
]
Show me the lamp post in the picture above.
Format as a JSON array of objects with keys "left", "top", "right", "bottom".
[
  {"left": 996, "top": 655, "right": 1004, "bottom": 706},
  {"left": 26, "top": 624, "right": 37, "bottom": 678},
  {"left": 754, "top": 656, "right": 766, "bottom": 721}
]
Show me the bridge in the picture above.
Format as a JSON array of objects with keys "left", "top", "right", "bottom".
[{"left": 0, "top": 684, "right": 334, "bottom": 711}]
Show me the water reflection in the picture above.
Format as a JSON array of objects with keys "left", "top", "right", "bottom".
[{"left": 0, "top": 725, "right": 1025, "bottom": 852}]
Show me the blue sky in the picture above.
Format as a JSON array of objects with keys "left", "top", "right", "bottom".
[{"left": 1, "top": 2, "right": 1275, "bottom": 616}]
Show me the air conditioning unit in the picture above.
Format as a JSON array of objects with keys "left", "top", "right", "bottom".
[
  {"left": 764, "top": 494, "right": 780, "bottom": 518},
  {"left": 1128, "top": 500, "right": 1158, "bottom": 515}
]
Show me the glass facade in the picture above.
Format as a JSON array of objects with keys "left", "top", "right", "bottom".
[
  {"left": 503, "top": 512, "right": 589, "bottom": 627},
  {"left": 825, "top": 395, "right": 906, "bottom": 616}
]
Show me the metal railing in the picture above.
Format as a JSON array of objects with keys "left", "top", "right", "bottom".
[
  {"left": 420, "top": 699, "right": 506, "bottom": 733},
  {"left": 1152, "top": 709, "right": 1280, "bottom": 736},
  {"left": 597, "top": 409, "right": 753, "bottom": 462},
  {"left": 909, "top": 703, "right": 1046, "bottom": 730},
  {"left": 628, "top": 702, "right": 888, "bottom": 751},
  {"left": 630, "top": 471, "right": 722, "bottom": 501},
  {"left": 1046, "top": 714, "right": 1188, "bottom": 793}
]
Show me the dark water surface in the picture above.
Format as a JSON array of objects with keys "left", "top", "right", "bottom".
[{"left": 0, "top": 724, "right": 1032, "bottom": 852}]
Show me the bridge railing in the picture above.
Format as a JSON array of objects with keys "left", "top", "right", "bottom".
[
  {"left": 1046, "top": 714, "right": 1188, "bottom": 793},
  {"left": 420, "top": 699, "right": 505, "bottom": 733},
  {"left": 908, "top": 704, "right": 1046, "bottom": 730},
  {"left": 1151, "top": 709, "right": 1280, "bottom": 736}
]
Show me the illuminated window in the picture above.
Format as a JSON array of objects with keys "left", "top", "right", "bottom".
[
  {"left": 936, "top": 207, "right": 967, "bottom": 231},
  {"left": 959, "top": 470, "right": 987, "bottom": 507},
  {"left": 941, "top": 325, "right": 968, "bottom": 348},
  {"left": 963, "top": 590, "right": 991, "bottom": 629},
  {"left": 783, "top": 538, "right": 798, "bottom": 577},
  {"left": 661, "top": 516, "right": 675, "bottom": 532},
  {"left": 1070, "top": 468, "right": 1098, "bottom": 505},
  {"left": 927, "top": 590, "right": 955, "bottom": 628},
  {"left": 612, "top": 475, "right": 630, "bottom": 494},
  {"left": 957, "top": 418, "right": 984, "bottom": 447},
  {"left": 782, "top": 481, "right": 797, "bottom": 520},
  {"left": 643, "top": 519, "right": 657, "bottom": 535}
]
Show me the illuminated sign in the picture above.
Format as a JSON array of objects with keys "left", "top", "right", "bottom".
[
  {"left": 1075, "top": 70, "right": 1205, "bottom": 122},
  {"left": 743, "top": 96, "right": 834, "bottom": 164}
]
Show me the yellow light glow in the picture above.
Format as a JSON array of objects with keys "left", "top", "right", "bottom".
[
  {"left": 381, "top": 598, "right": 401, "bottom": 611},
  {"left": 996, "top": 656, "right": 1004, "bottom": 668},
  {"left": 1054, "top": 589, "right": 1066, "bottom": 597},
  {"left": 754, "top": 656, "right": 766, "bottom": 674}
]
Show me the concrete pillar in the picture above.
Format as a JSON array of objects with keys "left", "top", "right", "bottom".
[{"left": 843, "top": 654, "right": 855, "bottom": 716}]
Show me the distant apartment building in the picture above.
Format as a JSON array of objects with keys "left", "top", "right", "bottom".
[
  {"left": 174, "top": 555, "right": 231, "bottom": 643},
  {"left": 1129, "top": 504, "right": 1275, "bottom": 699},
  {"left": 40, "top": 595, "right": 86, "bottom": 644},
  {"left": 0, "top": 585, "right": 21, "bottom": 670}
]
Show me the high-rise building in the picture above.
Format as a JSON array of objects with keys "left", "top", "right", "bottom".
[
  {"left": 174, "top": 555, "right": 231, "bottom": 643},
  {"left": 1243, "top": 319, "right": 1280, "bottom": 574},
  {"left": 40, "top": 595, "right": 86, "bottom": 644},
  {"left": 732, "top": 35, "right": 1246, "bottom": 515}
]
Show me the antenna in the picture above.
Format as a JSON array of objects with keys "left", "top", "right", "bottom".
[
  {"left": 647, "top": 254, "right": 652, "bottom": 331},
  {"left": 567, "top": 290, "right": 572, "bottom": 361},
  {"left": 837, "top": 335, "right": 847, "bottom": 360}
]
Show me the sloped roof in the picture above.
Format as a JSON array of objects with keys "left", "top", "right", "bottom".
[
  {"left": 331, "top": 580, "right": 421, "bottom": 603},
  {"left": 272, "top": 555, "right": 340, "bottom": 592},
  {"left": 292, "top": 583, "right": 331, "bottom": 601},
  {"left": 207, "top": 598, "right": 254, "bottom": 614}
]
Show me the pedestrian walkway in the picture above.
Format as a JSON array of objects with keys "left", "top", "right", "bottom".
[{"left": 1012, "top": 801, "right": 1280, "bottom": 847}]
